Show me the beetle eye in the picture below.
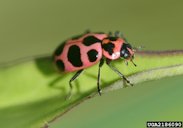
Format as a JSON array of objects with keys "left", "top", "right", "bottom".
[
  {"left": 121, "top": 50, "right": 125, "bottom": 54},
  {"left": 124, "top": 53, "right": 128, "bottom": 58}
]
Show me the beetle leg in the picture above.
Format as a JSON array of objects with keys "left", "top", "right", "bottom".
[
  {"left": 67, "top": 69, "right": 83, "bottom": 99},
  {"left": 106, "top": 59, "right": 133, "bottom": 86},
  {"left": 114, "top": 31, "right": 121, "bottom": 37},
  {"left": 125, "top": 60, "right": 128, "bottom": 66},
  {"left": 85, "top": 29, "right": 91, "bottom": 34},
  {"left": 97, "top": 58, "right": 104, "bottom": 96},
  {"left": 118, "top": 33, "right": 129, "bottom": 43},
  {"left": 108, "top": 31, "right": 113, "bottom": 37}
]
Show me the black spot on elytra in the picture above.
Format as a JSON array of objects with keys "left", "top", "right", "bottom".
[
  {"left": 102, "top": 42, "right": 115, "bottom": 55},
  {"left": 56, "top": 60, "right": 65, "bottom": 71},
  {"left": 126, "top": 43, "right": 132, "bottom": 49},
  {"left": 107, "top": 37, "right": 118, "bottom": 41},
  {"left": 68, "top": 45, "right": 83, "bottom": 67},
  {"left": 83, "top": 36, "right": 101, "bottom": 46},
  {"left": 121, "top": 43, "right": 132, "bottom": 50},
  {"left": 54, "top": 42, "right": 65, "bottom": 56},
  {"left": 87, "top": 49, "right": 98, "bottom": 62}
]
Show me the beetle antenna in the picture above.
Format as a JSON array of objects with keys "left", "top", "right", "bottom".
[{"left": 133, "top": 46, "right": 145, "bottom": 51}]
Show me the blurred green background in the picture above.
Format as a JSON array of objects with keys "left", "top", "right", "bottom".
[{"left": 0, "top": 0, "right": 183, "bottom": 128}]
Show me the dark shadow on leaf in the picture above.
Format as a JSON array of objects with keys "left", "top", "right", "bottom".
[
  {"left": 35, "top": 56, "right": 56, "bottom": 76},
  {"left": 84, "top": 72, "right": 106, "bottom": 85},
  {"left": 49, "top": 75, "right": 82, "bottom": 95},
  {"left": 35, "top": 56, "right": 69, "bottom": 95},
  {"left": 49, "top": 76, "right": 67, "bottom": 94},
  {"left": 0, "top": 95, "right": 70, "bottom": 128}
]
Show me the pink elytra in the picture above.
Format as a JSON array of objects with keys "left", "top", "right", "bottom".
[{"left": 53, "top": 31, "right": 136, "bottom": 96}]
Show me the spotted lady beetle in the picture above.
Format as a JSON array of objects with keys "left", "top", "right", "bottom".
[{"left": 54, "top": 31, "right": 136, "bottom": 96}]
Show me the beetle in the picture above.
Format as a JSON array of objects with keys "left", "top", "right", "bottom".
[{"left": 53, "top": 31, "right": 136, "bottom": 97}]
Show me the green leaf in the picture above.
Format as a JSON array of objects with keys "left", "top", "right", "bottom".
[{"left": 0, "top": 50, "right": 183, "bottom": 128}]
